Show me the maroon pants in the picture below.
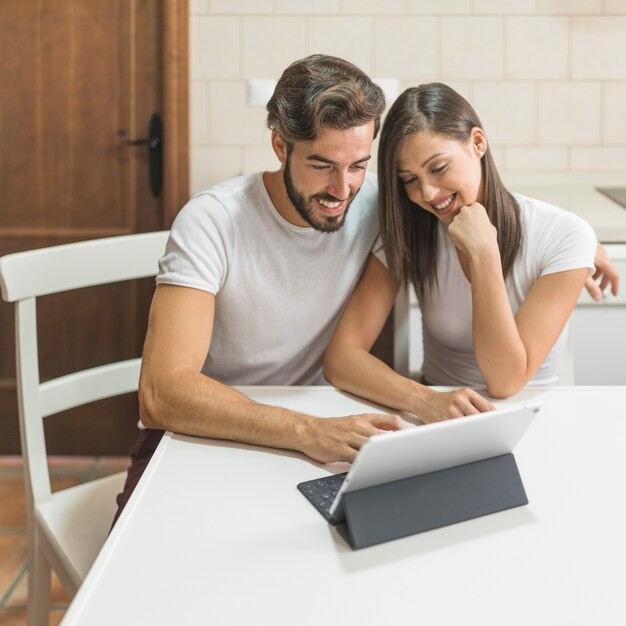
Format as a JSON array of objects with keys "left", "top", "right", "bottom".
[{"left": 111, "top": 428, "right": 165, "bottom": 528}]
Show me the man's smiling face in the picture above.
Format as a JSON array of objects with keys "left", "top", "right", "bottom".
[{"left": 280, "top": 122, "right": 376, "bottom": 233}]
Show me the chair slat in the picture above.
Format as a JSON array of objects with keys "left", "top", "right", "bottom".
[
  {"left": 39, "top": 359, "right": 142, "bottom": 418},
  {"left": 0, "top": 231, "right": 168, "bottom": 302}
]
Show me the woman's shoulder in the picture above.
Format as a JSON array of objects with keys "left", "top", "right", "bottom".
[
  {"left": 511, "top": 193, "right": 596, "bottom": 268},
  {"left": 512, "top": 192, "right": 569, "bottom": 217},
  {"left": 512, "top": 192, "right": 593, "bottom": 235}
]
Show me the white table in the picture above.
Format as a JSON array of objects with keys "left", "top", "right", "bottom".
[{"left": 62, "top": 386, "right": 626, "bottom": 626}]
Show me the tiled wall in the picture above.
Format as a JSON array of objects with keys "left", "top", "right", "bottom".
[{"left": 189, "top": 0, "right": 626, "bottom": 194}]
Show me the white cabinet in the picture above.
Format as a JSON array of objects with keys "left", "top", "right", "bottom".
[{"left": 571, "top": 244, "right": 626, "bottom": 385}]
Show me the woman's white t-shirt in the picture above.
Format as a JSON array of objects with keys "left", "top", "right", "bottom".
[{"left": 377, "top": 193, "right": 597, "bottom": 387}]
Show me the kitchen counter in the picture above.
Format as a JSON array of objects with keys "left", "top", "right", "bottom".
[{"left": 502, "top": 173, "right": 626, "bottom": 243}]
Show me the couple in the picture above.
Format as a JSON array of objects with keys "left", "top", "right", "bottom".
[{"left": 114, "top": 54, "right": 617, "bottom": 522}]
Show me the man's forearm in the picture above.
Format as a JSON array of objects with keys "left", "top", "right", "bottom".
[{"left": 139, "top": 369, "right": 314, "bottom": 453}]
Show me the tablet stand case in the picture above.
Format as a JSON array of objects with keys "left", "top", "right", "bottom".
[{"left": 339, "top": 453, "right": 527, "bottom": 550}]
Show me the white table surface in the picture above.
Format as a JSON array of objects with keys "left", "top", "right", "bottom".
[{"left": 61, "top": 386, "right": 626, "bottom": 626}]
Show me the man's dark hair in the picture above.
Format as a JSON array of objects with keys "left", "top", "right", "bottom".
[{"left": 266, "top": 54, "right": 385, "bottom": 143}]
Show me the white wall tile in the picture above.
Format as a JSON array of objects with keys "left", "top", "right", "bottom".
[
  {"left": 506, "top": 17, "right": 568, "bottom": 79},
  {"left": 603, "top": 83, "right": 626, "bottom": 144},
  {"left": 505, "top": 146, "right": 568, "bottom": 171},
  {"left": 190, "top": 81, "right": 210, "bottom": 145},
  {"left": 188, "top": 5, "right": 626, "bottom": 180},
  {"left": 190, "top": 0, "right": 209, "bottom": 15},
  {"left": 571, "top": 147, "right": 626, "bottom": 170},
  {"left": 539, "top": 0, "right": 602, "bottom": 13},
  {"left": 276, "top": 0, "right": 340, "bottom": 13},
  {"left": 374, "top": 17, "right": 438, "bottom": 79},
  {"left": 441, "top": 17, "right": 505, "bottom": 79},
  {"left": 488, "top": 145, "right": 506, "bottom": 170},
  {"left": 190, "top": 16, "right": 240, "bottom": 80},
  {"left": 538, "top": 83, "right": 601, "bottom": 144},
  {"left": 604, "top": 0, "right": 626, "bottom": 13},
  {"left": 191, "top": 147, "right": 241, "bottom": 194},
  {"left": 397, "top": 79, "right": 425, "bottom": 92},
  {"left": 572, "top": 17, "right": 626, "bottom": 79},
  {"left": 243, "top": 17, "right": 307, "bottom": 79},
  {"left": 407, "top": 0, "right": 471, "bottom": 13},
  {"left": 209, "top": 0, "right": 273, "bottom": 13},
  {"left": 473, "top": 0, "right": 537, "bottom": 14},
  {"left": 308, "top": 17, "right": 373, "bottom": 73},
  {"left": 209, "top": 82, "right": 270, "bottom": 145},
  {"left": 342, "top": 0, "right": 404, "bottom": 14},
  {"left": 473, "top": 83, "right": 536, "bottom": 144},
  {"left": 242, "top": 146, "right": 281, "bottom": 174}
]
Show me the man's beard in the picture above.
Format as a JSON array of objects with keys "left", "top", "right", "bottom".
[{"left": 283, "top": 155, "right": 357, "bottom": 233}]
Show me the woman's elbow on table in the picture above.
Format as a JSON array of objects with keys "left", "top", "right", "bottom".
[
  {"left": 322, "top": 347, "right": 349, "bottom": 389},
  {"left": 485, "top": 383, "right": 520, "bottom": 400},
  {"left": 322, "top": 354, "right": 339, "bottom": 388},
  {"left": 484, "top": 375, "right": 527, "bottom": 400}
]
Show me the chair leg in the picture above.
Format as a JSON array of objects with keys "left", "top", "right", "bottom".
[{"left": 28, "top": 532, "right": 51, "bottom": 626}]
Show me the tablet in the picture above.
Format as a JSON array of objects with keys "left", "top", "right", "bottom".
[{"left": 298, "top": 401, "right": 541, "bottom": 524}]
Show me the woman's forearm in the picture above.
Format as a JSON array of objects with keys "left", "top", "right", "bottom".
[
  {"left": 468, "top": 251, "right": 529, "bottom": 397},
  {"left": 324, "top": 343, "right": 496, "bottom": 421},
  {"left": 324, "top": 345, "right": 427, "bottom": 416}
]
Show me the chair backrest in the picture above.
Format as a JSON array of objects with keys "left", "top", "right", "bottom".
[{"left": 0, "top": 231, "right": 168, "bottom": 511}]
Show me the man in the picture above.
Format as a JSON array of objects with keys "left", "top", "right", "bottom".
[
  {"left": 114, "top": 54, "right": 617, "bottom": 522},
  {"left": 112, "top": 55, "right": 493, "bottom": 522}
]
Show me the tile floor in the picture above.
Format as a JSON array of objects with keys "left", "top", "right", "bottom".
[{"left": 0, "top": 455, "right": 129, "bottom": 626}]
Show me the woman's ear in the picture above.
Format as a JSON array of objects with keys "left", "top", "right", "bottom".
[
  {"left": 271, "top": 131, "right": 289, "bottom": 166},
  {"left": 470, "top": 127, "right": 488, "bottom": 158}
]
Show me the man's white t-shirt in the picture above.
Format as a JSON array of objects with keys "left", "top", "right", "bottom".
[
  {"left": 376, "top": 193, "right": 597, "bottom": 387},
  {"left": 157, "top": 172, "right": 379, "bottom": 385}
]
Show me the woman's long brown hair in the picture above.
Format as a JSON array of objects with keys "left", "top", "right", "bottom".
[{"left": 378, "top": 83, "right": 522, "bottom": 301}]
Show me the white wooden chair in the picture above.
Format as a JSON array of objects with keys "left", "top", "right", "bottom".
[{"left": 0, "top": 231, "right": 168, "bottom": 626}]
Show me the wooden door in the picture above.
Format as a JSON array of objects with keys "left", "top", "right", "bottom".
[{"left": 0, "top": 0, "right": 188, "bottom": 454}]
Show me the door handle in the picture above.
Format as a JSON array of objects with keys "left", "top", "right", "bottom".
[
  {"left": 118, "top": 112, "right": 162, "bottom": 197},
  {"left": 119, "top": 132, "right": 161, "bottom": 149}
]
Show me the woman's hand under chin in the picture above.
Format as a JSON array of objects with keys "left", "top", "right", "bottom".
[{"left": 447, "top": 202, "right": 499, "bottom": 260}]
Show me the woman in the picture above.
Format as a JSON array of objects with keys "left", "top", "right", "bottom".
[{"left": 324, "top": 83, "right": 598, "bottom": 421}]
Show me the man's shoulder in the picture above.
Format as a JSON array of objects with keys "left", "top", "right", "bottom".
[
  {"left": 175, "top": 173, "right": 264, "bottom": 227},
  {"left": 191, "top": 173, "right": 262, "bottom": 210}
]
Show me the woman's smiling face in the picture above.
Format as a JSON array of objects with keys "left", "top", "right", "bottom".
[{"left": 396, "top": 129, "right": 487, "bottom": 225}]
